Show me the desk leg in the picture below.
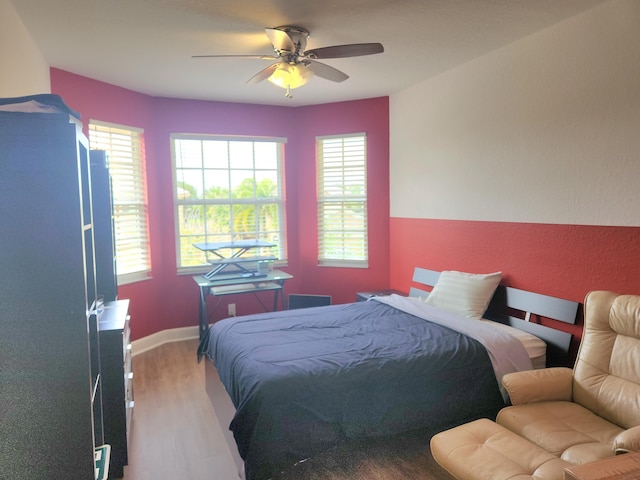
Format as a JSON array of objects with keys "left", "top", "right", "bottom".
[
  {"left": 199, "top": 286, "right": 208, "bottom": 340},
  {"left": 273, "top": 280, "right": 286, "bottom": 311}
]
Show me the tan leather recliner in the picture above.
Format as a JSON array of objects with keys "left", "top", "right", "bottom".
[
  {"left": 498, "top": 290, "right": 640, "bottom": 463},
  {"left": 431, "top": 291, "right": 640, "bottom": 480}
]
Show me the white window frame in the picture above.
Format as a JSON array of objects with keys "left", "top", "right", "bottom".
[
  {"left": 89, "top": 120, "right": 151, "bottom": 284},
  {"left": 171, "top": 134, "right": 287, "bottom": 273},
  {"left": 316, "top": 133, "right": 368, "bottom": 268}
]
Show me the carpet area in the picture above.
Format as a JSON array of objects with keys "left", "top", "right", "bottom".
[{"left": 274, "top": 429, "right": 453, "bottom": 480}]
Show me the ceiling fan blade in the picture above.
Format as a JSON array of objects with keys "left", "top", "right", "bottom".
[
  {"left": 246, "top": 63, "right": 280, "bottom": 84},
  {"left": 265, "top": 27, "right": 296, "bottom": 53},
  {"left": 307, "top": 60, "right": 349, "bottom": 83},
  {"left": 192, "top": 54, "right": 277, "bottom": 60},
  {"left": 304, "top": 43, "right": 384, "bottom": 59}
]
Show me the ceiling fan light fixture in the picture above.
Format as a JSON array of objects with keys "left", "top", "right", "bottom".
[
  {"left": 194, "top": 25, "right": 383, "bottom": 98},
  {"left": 268, "top": 63, "right": 313, "bottom": 97}
]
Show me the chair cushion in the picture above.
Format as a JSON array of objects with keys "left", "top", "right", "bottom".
[
  {"left": 573, "top": 291, "right": 640, "bottom": 429},
  {"left": 496, "top": 401, "right": 623, "bottom": 464},
  {"left": 430, "top": 418, "right": 571, "bottom": 480}
]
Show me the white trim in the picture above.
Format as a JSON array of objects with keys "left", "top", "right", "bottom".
[
  {"left": 131, "top": 325, "right": 199, "bottom": 356},
  {"left": 171, "top": 132, "right": 287, "bottom": 144}
]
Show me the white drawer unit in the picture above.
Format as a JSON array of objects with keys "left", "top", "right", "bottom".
[{"left": 123, "top": 315, "right": 134, "bottom": 439}]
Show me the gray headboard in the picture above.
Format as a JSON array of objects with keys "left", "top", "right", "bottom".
[{"left": 409, "top": 267, "right": 579, "bottom": 367}]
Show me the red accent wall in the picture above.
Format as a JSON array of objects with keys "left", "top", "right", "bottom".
[
  {"left": 49, "top": 69, "right": 640, "bottom": 355},
  {"left": 50, "top": 68, "right": 390, "bottom": 341},
  {"left": 389, "top": 217, "right": 640, "bottom": 349},
  {"left": 292, "top": 100, "right": 390, "bottom": 298}
]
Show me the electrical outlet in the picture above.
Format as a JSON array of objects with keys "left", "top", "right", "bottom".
[{"left": 228, "top": 303, "right": 236, "bottom": 316}]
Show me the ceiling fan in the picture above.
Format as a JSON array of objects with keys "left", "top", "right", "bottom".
[{"left": 193, "top": 26, "right": 384, "bottom": 98}]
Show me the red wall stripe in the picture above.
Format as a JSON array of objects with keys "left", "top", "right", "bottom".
[{"left": 390, "top": 217, "right": 640, "bottom": 349}]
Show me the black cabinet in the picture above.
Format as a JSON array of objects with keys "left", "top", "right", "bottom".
[
  {"left": 91, "top": 145, "right": 132, "bottom": 478},
  {"left": 0, "top": 108, "right": 100, "bottom": 479},
  {"left": 99, "top": 300, "right": 133, "bottom": 479},
  {"left": 91, "top": 150, "right": 118, "bottom": 303}
]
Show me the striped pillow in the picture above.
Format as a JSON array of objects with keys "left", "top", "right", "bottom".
[{"left": 424, "top": 270, "right": 502, "bottom": 319}]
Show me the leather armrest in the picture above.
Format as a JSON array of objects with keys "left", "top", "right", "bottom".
[
  {"left": 614, "top": 425, "right": 640, "bottom": 454},
  {"left": 502, "top": 367, "right": 573, "bottom": 405}
]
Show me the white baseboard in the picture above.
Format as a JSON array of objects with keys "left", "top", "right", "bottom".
[{"left": 131, "top": 325, "right": 200, "bottom": 356}]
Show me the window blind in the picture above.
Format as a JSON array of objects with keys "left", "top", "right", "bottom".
[
  {"left": 317, "top": 134, "right": 368, "bottom": 267},
  {"left": 89, "top": 122, "right": 151, "bottom": 282}
]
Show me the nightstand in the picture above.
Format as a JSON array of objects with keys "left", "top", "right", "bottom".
[
  {"left": 356, "top": 289, "right": 406, "bottom": 302},
  {"left": 563, "top": 451, "right": 640, "bottom": 480}
]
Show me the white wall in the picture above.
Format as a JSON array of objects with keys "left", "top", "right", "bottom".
[
  {"left": 390, "top": 0, "right": 640, "bottom": 227},
  {"left": 0, "top": 0, "right": 50, "bottom": 97}
]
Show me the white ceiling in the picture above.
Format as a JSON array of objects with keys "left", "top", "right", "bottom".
[{"left": 10, "top": 0, "right": 607, "bottom": 107}]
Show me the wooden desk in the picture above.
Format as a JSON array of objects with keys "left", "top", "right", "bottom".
[
  {"left": 564, "top": 452, "right": 640, "bottom": 480},
  {"left": 194, "top": 269, "right": 293, "bottom": 340}
]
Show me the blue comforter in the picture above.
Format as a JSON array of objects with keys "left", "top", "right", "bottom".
[{"left": 201, "top": 300, "right": 505, "bottom": 479}]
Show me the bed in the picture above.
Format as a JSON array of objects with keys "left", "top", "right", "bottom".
[{"left": 198, "top": 268, "right": 578, "bottom": 480}]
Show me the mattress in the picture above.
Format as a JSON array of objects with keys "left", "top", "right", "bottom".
[{"left": 480, "top": 319, "right": 547, "bottom": 369}]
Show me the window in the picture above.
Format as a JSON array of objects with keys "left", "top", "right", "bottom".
[
  {"left": 317, "top": 134, "right": 368, "bottom": 267},
  {"left": 89, "top": 121, "right": 151, "bottom": 283},
  {"left": 171, "top": 135, "right": 286, "bottom": 271}
]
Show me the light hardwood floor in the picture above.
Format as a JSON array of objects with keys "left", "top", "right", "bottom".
[
  {"left": 123, "top": 339, "right": 452, "bottom": 480},
  {"left": 123, "top": 339, "right": 238, "bottom": 480}
]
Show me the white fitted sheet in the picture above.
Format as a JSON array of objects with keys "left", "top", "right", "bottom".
[{"left": 480, "top": 319, "right": 547, "bottom": 369}]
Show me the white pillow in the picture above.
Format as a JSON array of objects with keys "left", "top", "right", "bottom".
[{"left": 423, "top": 270, "right": 502, "bottom": 319}]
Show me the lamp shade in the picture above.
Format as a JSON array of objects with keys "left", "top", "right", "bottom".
[{"left": 268, "top": 63, "right": 313, "bottom": 90}]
